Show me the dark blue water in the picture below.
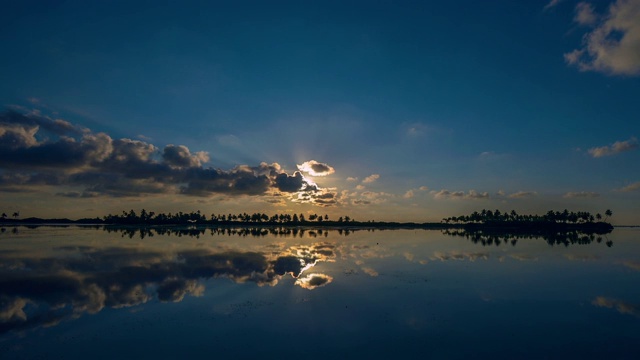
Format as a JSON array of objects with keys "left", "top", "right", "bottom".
[{"left": 1, "top": 226, "right": 639, "bottom": 359}]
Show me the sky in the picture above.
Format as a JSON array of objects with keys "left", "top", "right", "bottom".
[{"left": 1, "top": 0, "right": 639, "bottom": 224}]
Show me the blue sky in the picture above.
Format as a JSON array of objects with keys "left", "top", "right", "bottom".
[{"left": 1, "top": 0, "right": 639, "bottom": 223}]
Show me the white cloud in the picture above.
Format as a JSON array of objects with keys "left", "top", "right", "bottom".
[
  {"left": 588, "top": 137, "right": 638, "bottom": 157},
  {"left": 565, "top": 0, "right": 640, "bottom": 75},
  {"left": 403, "top": 190, "right": 414, "bottom": 199},
  {"left": 346, "top": 176, "right": 358, "bottom": 182},
  {"left": 362, "top": 174, "right": 380, "bottom": 183}
]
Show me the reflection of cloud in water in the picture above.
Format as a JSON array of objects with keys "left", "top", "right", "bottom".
[
  {"left": 564, "top": 254, "right": 600, "bottom": 261},
  {"left": 295, "top": 273, "right": 333, "bottom": 290},
  {"left": 509, "top": 254, "right": 538, "bottom": 262},
  {"left": 431, "top": 251, "right": 489, "bottom": 262},
  {"left": 622, "top": 261, "right": 640, "bottom": 271},
  {"left": 592, "top": 297, "right": 640, "bottom": 317},
  {"left": 0, "top": 241, "right": 339, "bottom": 334},
  {"left": 362, "top": 267, "right": 379, "bottom": 277}
]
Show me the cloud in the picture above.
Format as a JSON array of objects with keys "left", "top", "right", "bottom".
[
  {"left": 588, "top": 137, "right": 638, "bottom": 157},
  {"left": 431, "top": 189, "right": 489, "bottom": 200},
  {"left": 565, "top": 0, "right": 640, "bottom": 75},
  {"left": 403, "top": 190, "right": 414, "bottom": 199},
  {"left": 362, "top": 174, "right": 380, "bottom": 183},
  {"left": 616, "top": 181, "right": 640, "bottom": 192},
  {"left": 508, "top": 191, "right": 538, "bottom": 199},
  {"left": 563, "top": 191, "right": 600, "bottom": 198},
  {"left": 346, "top": 177, "right": 358, "bottom": 182},
  {"left": 297, "top": 160, "right": 335, "bottom": 177},
  {"left": 0, "top": 109, "right": 337, "bottom": 206}
]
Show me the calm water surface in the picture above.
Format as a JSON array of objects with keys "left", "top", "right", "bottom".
[{"left": 1, "top": 226, "right": 639, "bottom": 359}]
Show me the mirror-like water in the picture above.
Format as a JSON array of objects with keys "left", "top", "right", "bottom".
[{"left": 1, "top": 226, "right": 639, "bottom": 359}]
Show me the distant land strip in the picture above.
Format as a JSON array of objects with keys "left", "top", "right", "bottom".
[{"left": 0, "top": 209, "right": 615, "bottom": 234}]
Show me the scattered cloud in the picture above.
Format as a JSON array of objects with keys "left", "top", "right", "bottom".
[
  {"left": 588, "top": 137, "right": 638, "bottom": 157},
  {"left": 616, "top": 181, "right": 640, "bottom": 192},
  {"left": 565, "top": 0, "right": 640, "bottom": 75},
  {"left": 563, "top": 191, "right": 600, "bottom": 198},
  {"left": 346, "top": 176, "right": 358, "bottom": 182},
  {"left": 297, "top": 160, "right": 335, "bottom": 177},
  {"left": 431, "top": 189, "right": 489, "bottom": 200},
  {"left": 362, "top": 174, "right": 380, "bottom": 183},
  {"left": 403, "top": 190, "right": 414, "bottom": 199}
]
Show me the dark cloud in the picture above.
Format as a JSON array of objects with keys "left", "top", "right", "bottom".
[
  {"left": 162, "top": 144, "right": 209, "bottom": 168},
  {"left": 275, "top": 171, "right": 308, "bottom": 193},
  {"left": 0, "top": 109, "right": 337, "bottom": 204},
  {"left": 0, "top": 109, "right": 85, "bottom": 136}
]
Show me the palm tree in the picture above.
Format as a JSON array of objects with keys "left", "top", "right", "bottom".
[
  {"left": 605, "top": 209, "right": 612, "bottom": 222},
  {"left": 12, "top": 212, "right": 19, "bottom": 220},
  {"left": 1, "top": 213, "right": 6, "bottom": 220}
]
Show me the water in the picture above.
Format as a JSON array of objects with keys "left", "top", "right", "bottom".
[{"left": 1, "top": 226, "right": 639, "bottom": 359}]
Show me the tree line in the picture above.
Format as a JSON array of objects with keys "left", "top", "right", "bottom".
[
  {"left": 101, "top": 209, "right": 357, "bottom": 225},
  {"left": 442, "top": 209, "right": 612, "bottom": 225}
]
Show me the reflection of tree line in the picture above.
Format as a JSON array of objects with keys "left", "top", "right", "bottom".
[
  {"left": 443, "top": 228, "right": 613, "bottom": 247},
  {"left": 103, "top": 226, "right": 361, "bottom": 239}
]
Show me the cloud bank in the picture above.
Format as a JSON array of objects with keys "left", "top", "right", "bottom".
[{"left": 0, "top": 110, "right": 333, "bottom": 206}]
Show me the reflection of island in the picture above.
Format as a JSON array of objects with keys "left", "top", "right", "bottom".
[
  {"left": 443, "top": 228, "right": 613, "bottom": 247},
  {"left": 0, "top": 242, "right": 335, "bottom": 335}
]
